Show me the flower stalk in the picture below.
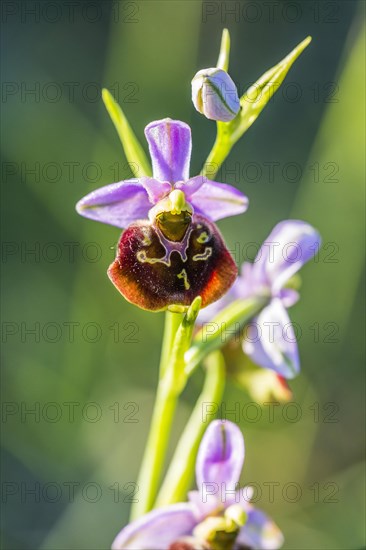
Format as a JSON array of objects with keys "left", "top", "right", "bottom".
[
  {"left": 130, "top": 298, "right": 201, "bottom": 520},
  {"left": 156, "top": 350, "right": 226, "bottom": 507}
]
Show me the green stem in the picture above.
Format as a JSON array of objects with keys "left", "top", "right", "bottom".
[
  {"left": 159, "top": 310, "right": 184, "bottom": 378},
  {"left": 201, "top": 124, "right": 232, "bottom": 179},
  {"left": 156, "top": 350, "right": 226, "bottom": 506},
  {"left": 130, "top": 299, "right": 201, "bottom": 520},
  {"left": 130, "top": 311, "right": 183, "bottom": 520}
]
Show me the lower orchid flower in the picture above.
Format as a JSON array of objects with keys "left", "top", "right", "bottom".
[
  {"left": 112, "top": 420, "right": 283, "bottom": 550},
  {"left": 223, "top": 341, "right": 293, "bottom": 404},
  {"left": 199, "top": 220, "right": 321, "bottom": 378},
  {"left": 76, "top": 118, "right": 248, "bottom": 311}
]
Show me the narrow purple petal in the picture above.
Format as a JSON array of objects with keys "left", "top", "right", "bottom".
[
  {"left": 141, "top": 178, "right": 171, "bottom": 203},
  {"left": 253, "top": 220, "right": 321, "bottom": 294},
  {"left": 175, "top": 175, "right": 204, "bottom": 196},
  {"left": 188, "top": 489, "right": 224, "bottom": 521},
  {"left": 243, "top": 299, "right": 300, "bottom": 379},
  {"left": 76, "top": 178, "right": 168, "bottom": 228},
  {"left": 178, "top": 177, "right": 248, "bottom": 221},
  {"left": 237, "top": 507, "right": 284, "bottom": 550},
  {"left": 145, "top": 119, "right": 192, "bottom": 183},
  {"left": 111, "top": 504, "right": 197, "bottom": 550},
  {"left": 196, "top": 420, "right": 245, "bottom": 491},
  {"left": 278, "top": 288, "right": 299, "bottom": 308}
]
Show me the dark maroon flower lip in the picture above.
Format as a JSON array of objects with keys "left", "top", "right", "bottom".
[{"left": 108, "top": 214, "right": 237, "bottom": 312}]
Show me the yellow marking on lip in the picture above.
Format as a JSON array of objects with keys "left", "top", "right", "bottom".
[
  {"left": 197, "top": 231, "right": 210, "bottom": 244},
  {"left": 136, "top": 250, "right": 171, "bottom": 267},
  {"left": 141, "top": 228, "right": 152, "bottom": 246},
  {"left": 193, "top": 247, "right": 212, "bottom": 261},
  {"left": 177, "top": 269, "right": 190, "bottom": 290}
]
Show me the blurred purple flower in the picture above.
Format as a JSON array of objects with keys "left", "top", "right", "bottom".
[
  {"left": 112, "top": 420, "right": 283, "bottom": 550},
  {"left": 76, "top": 118, "right": 248, "bottom": 228},
  {"left": 199, "top": 220, "right": 321, "bottom": 378}
]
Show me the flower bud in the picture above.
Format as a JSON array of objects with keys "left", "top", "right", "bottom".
[{"left": 191, "top": 68, "right": 240, "bottom": 122}]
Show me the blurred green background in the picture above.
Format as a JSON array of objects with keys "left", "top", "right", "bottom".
[{"left": 1, "top": 0, "right": 365, "bottom": 548}]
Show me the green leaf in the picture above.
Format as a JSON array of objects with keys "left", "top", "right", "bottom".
[
  {"left": 216, "top": 28, "right": 231, "bottom": 72},
  {"left": 102, "top": 88, "right": 152, "bottom": 177},
  {"left": 230, "top": 36, "right": 312, "bottom": 143}
]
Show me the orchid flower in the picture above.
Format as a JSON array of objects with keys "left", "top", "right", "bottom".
[
  {"left": 76, "top": 119, "right": 248, "bottom": 311},
  {"left": 199, "top": 220, "right": 321, "bottom": 378},
  {"left": 112, "top": 420, "right": 283, "bottom": 550}
]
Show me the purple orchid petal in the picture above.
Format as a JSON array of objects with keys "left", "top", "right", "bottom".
[
  {"left": 253, "top": 220, "right": 321, "bottom": 294},
  {"left": 177, "top": 176, "right": 248, "bottom": 221},
  {"left": 188, "top": 489, "right": 224, "bottom": 521},
  {"left": 145, "top": 119, "right": 192, "bottom": 183},
  {"left": 111, "top": 503, "right": 197, "bottom": 550},
  {"left": 142, "top": 178, "right": 172, "bottom": 203},
  {"left": 195, "top": 420, "right": 245, "bottom": 493},
  {"left": 175, "top": 175, "right": 204, "bottom": 196},
  {"left": 278, "top": 288, "right": 299, "bottom": 308},
  {"left": 236, "top": 262, "right": 259, "bottom": 299},
  {"left": 243, "top": 299, "right": 300, "bottom": 378},
  {"left": 237, "top": 507, "right": 284, "bottom": 550},
  {"left": 76, "top": 178, "right": 169, "bottom": 229}
]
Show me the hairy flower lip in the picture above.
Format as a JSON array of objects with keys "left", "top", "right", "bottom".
[{"left": 107, "top": 214, "right": 238, "bottom": 312}]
